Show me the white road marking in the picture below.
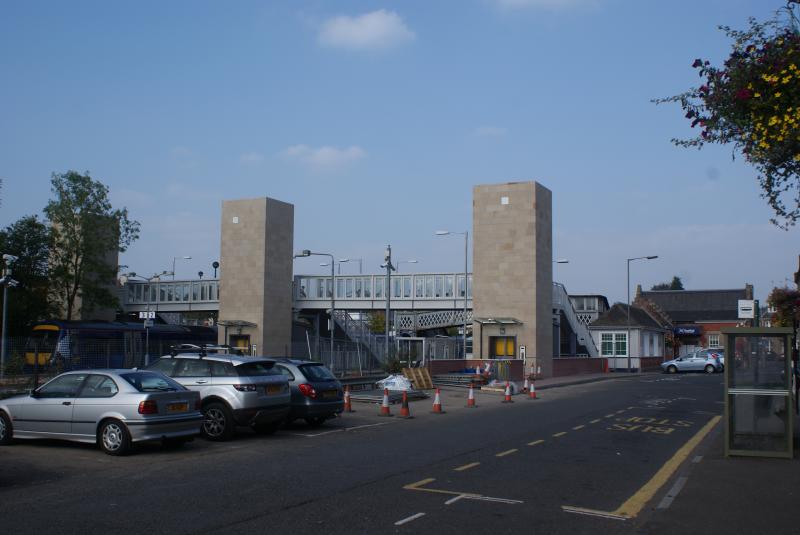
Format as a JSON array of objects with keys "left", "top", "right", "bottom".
[
  {"left": 692, "top": 455, "right": 703, "bottom": 464},
  {"left": 445, "top": 495, "right": 466, "bottom": 505},
  {"left": 657, "top": 476, "right": 688, "bottom": 509},
  {"left": 290, "top": 422, "right": 392, "bottom": 438},
  {"left": 464, "top": 495, "right": 523, "bottom": 504},
  {"left": 562, "top": 506, "right": 626, "bottom": 520},
  {"left": 394, "top": 513, "right": 426, "bottom": 526}
]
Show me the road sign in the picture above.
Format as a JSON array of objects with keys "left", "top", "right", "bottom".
[
  {"left": 520, "top": 345, "right": 526, "bottom": 359},
  {"left": 139, "top": 311, "right": 156, "bottom": 319},
  {"left": 738, "top": 300, "right": 755, "bottom": 319},
  {"left": 143, "top": 319, "right": 154, "bottom": 328}
]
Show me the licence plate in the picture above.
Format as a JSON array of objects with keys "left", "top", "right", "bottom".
[
  {"left": 322, "top": 390, "right": 338, "bottom": 400},
  {"left": 266, "top": 385, "right": 282, "bottom": 394},
  {"left": 167, "top": 402, "right": 189, "bottom": 413}
]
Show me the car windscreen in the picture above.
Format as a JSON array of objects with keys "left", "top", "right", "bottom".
[
  {"left": 236, "top": 361, "right": 280, "bottom": 377},
  {"left": 120, "top": 371, "right": 186, "bottom": 392},
  {"left": 299, "top": 364, "right": 336, "bottom": 381}
]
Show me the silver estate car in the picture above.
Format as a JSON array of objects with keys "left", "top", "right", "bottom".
[
  {"left": 0, "top": 370, "right": 203, "bottom": 455},
  {"left": 661, "top": 352, "right": 723, "bottom": 374},
  {"left": 147, "top": 352, "right": 290, "bottom": 440}
]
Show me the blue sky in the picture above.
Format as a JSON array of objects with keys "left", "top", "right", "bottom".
[{"left": 1, "top": 0, "right": 796, "bottom": 304}]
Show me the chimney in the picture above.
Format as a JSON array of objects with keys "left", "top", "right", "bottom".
[
  {"left": 745, "top": 283, "right": 754, "bottom": 300},
  {"left": 635, "top": 284, "right": 643, "bottom": 298}
]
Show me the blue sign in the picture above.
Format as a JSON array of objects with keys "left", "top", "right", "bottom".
[{"left": 674, "top": 325, "right": 702, "bottom": 336}]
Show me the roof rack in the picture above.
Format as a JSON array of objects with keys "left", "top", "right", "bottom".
[{"left": 168, "top": 343, "right": 246, "bottom": 358}]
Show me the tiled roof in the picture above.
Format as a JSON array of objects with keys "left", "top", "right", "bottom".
[
  {"left": 589, "top": 303, "right": 664, "bottom": 330},
  {"left": 639, "top": 289, "right": 746, "bottom": 322}
]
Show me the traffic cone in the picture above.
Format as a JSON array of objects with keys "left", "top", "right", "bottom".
[
  {"left": 502, "top": 381, "right": 514, "bottom": 403},
  {"left": 528, "top": 380, "right": 537, "bottom": 400},
  {"left": 523, "top": 377, "right": 530, "bottom": 393},
  {"left": 379, "top": 388, "right": 393, "bottom": 417},
  {"left": 399, "top": 390, "right": 413, "bottom": 419},
  {"left": 344, "top": 385, "right": 355, "bottom": 413},
  {"left": 431, "top": 387, "right": 445, "bottom": 414},
  {"left": 467, "top": 383, "right": 477, "bottom": 408}
]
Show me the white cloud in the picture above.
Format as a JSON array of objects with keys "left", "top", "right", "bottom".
[
  {"left": 282, "top": 144, "right": 366, "bottom": 170},
  {"left": 318, "top": 10, "right": 415, "bottom": 51},
  {"left": 492, "top": 0, "right": 597, "bottom": 10},
  {"left": 474, "top": 126, "right": 507, "bottom": 137},
  {"left": 239, "top": 152, "right": 265, "bottom": 164}
]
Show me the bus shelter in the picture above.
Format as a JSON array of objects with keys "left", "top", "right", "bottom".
[{"left": 723, "top": 327, "right": 794, "bottom": 458}]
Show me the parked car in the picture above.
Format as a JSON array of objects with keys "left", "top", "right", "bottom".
[
  {"left": 0, "top": 370, "right": 202, "bottom": 455},
  {"left": 147, "top": 352, "right": 290, "bottom": 440},
  {"left": 271, "top": 359, "right": 344, "bottom": 427},
  {"left": 690, "top": 348, "right": 725, "bottom": 369},
  {"left": 661, "top": 353, "right": 723, "bottom": 374}
]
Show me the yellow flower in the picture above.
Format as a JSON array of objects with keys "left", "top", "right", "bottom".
[
  {"left": 776, "top": 92, "right": 782, "bottom": 98},
  {"left": 754, "top": 92, "right": 761, "bottom": 98}
]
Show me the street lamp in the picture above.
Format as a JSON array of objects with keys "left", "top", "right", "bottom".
[
  {"left": 319, "top": 261, "right": 340, "bottom": 275},
  {"left": 0, "top": 254, "right": 19, "bottom": 380},
  {"left": 436, "top": 230, "right": 469, "bottom": 359},
  {"left": 627, "top": 255, "right": 658, "bottom": 373},
  {"left": 396, "top": 260, "right": 419, "bottom": 272},
  {"left": 171, "top": 256, "right": 192, "bottom": 280},
  {"left": 295, "top": 249, "right": 335, "bottom": 362},
  {"left": 553, "top": 258, "right": 568, "bottom": 282},
  {"left": 380, "top": 245, "right": 396, "bottom": 360},
  {"left": 338, "top": 258, "right": 364, "bottom": 274}
]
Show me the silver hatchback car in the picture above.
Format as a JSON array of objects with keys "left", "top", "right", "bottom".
[
  {"left": 147, "top": 352, "right": 290, "bottom": 440},
  {"left": 0, "top": 370, "right": 203, "bottom": 455},
  {"left": 661, "top": 353, "right": 722, "bottom": 374}
]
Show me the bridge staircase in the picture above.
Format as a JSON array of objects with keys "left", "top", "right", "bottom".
[{"left": 553, "top": 282, "right": 598, "bottom": 358}]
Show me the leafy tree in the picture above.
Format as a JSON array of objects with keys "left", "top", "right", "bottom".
[
  {"left": 0, "top": 216, "right": 53, "bottom": 335},
  {"left": 767, "top": 286, "right": 800, "bottom": 327},
  {"left": 654, "top": 9, "right": 800, "bottom": 228},
  {"left": 651, "top": 276, "right": 685, "bottom": 291},
  {"left": 368, "top": 311, "right": 386, "bottom": 334},
  {"left": 44, "top": 171, "right": 139, "bottom": 319}
]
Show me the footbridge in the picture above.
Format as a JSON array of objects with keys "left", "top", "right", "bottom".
[{"left": 120, "top": 272, "right": 598, "bottom": 357}]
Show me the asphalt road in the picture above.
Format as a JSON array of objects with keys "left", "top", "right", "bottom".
[{"left": 0, "top": 373, "right": 724, "bottom": 534}]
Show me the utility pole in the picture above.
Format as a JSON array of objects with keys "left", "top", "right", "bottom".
[{"left": 383, "top": 245, "right": 395, "bottom": 361}]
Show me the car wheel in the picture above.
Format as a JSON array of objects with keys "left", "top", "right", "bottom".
[
  {"left": 705, "top": 364, "right": 716, "bottom": 374},
  {"left": 253, "top": 421, "right": 282, "bottom": 435},
  {"left": 202, "top": 402, "right": 235, "bottom": 441},
  {"left": 305, "top": 416, "right": 326, "bottom": 428},
  {"left": 0, "top": 411, "right": 13, "bottom": 445},
  {"left": 667, "top": 365, "right": 678, "bottom": 374},
  {"left": 99, "top": 419, "right": 132, "bottom": 456}
]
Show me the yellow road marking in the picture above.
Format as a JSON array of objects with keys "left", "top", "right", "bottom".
[
  {"left": 403, "top": 478, "right": 480, "bottom": 497},
  {"left": 454, "top": 462, "right": 480, "bottom": 472},
  {"left": 496, "top": 448, "right": 518, "bottom": 457},
  {"left": 604, "top": 414, "right": 615, "bottom": 418},
  {"left": 573, "top": 425, "right": 585, "bottom": 430},
  {"left": 612, "top": 416, "right": 721, "bottom": 518},
  {"left": 553, "top": 432, "right": 567, "bottom": 438},
  {"left": 561, "top": 415, "right": 721, "bottom": 520},
  {"left": 528, "top": 439, "right": 545, "bottom": 446},
  {"left": 590, "top": 419, "right": 601, "bottom": 424}
]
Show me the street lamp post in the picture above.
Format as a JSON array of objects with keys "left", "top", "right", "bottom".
[
  {"left": 171, "top": 256, "right": 192, "bottom": 280},
  {"left": 381, "top": 245, "right": 395, "bottom": 360},
  {"left": 339, "top": 258, "right": 364, "bottom": 274},
  {"left": 320, "top": 261, "right": 340, "bottom": 275},
  {"left": 436, "top": 230, "right": 469, "bottom": 358},
  {"left": 627, "top": 255, "right": 658, "bottom": 373},
  {"left": 396, "top": 260, "right": 419, "bottom": 272},
  {"left": 295, "top": 250, "right": 335, "bottom": 362},
  {"left": 553, "top": 258, "right": 568, "bottom": 282},
  {"left": 0, "top": 254, "right": 19, "bottom": 380}
]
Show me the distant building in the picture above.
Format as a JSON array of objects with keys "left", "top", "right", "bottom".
[
  {"left": 569, "top": 294, "right": 610, "bottom": 325},
  {"left": 634, "top": 284, "right": 753, "bottom": 357},
  {"left": 588, "top": 303, "right": 668, "bottom": 371}
]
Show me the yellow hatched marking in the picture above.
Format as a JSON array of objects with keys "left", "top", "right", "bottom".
[
  {"left": 527, "top": 439, "right": 545, "bottom": 446},
  {"left": 403, "top": 478, "right": 480, "bottom": 497},
  {"left": 553, "top": 432, "right": 567, "bottom": 438},
  {"left": 573, "top": 425, "right": 585, "bottom": 430},
  {"left": 496, "top": 448, "right": 518, "bottom": 457},
  {"left": 454, "top": 462, "right": 480, "bottom": 472}
]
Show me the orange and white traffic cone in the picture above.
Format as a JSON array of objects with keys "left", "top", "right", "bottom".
[
  {"left": 399, "top": 390, "right": 413, "bottom": 419},
  {"left": 528, "top": 380, "right": 537, "bottom": 400},
  {"left": 344, "top": 385, "right": 355, "bottom": 413},
  {"left": 502, "top": 381, "right": 514, "bottom": 403},
  {"left": 431, "top": 387, "right": 445, "bottom": 414},
  {"left": 379, "top": 388, "right": 393, "bottom": 417},
  {"left": 523, "top": 377, "right": 530, "bottom": 393},
  {"left": 466, "top": 383, "right": 477, "bottom": 408}
]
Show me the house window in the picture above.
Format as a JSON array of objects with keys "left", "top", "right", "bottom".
[
  {"left": 601, "top": 334, "right": 614, "bottom": 356},
  {"left": 708, "top": 334, "right": 720, "bottom": 348},
  {"left": 614, "top": 333, "right": 627, "bottom": 356}
]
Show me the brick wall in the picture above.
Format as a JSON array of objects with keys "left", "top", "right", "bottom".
[{"left": 552, "top": 358, "right": 609, "bottom": 377}]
